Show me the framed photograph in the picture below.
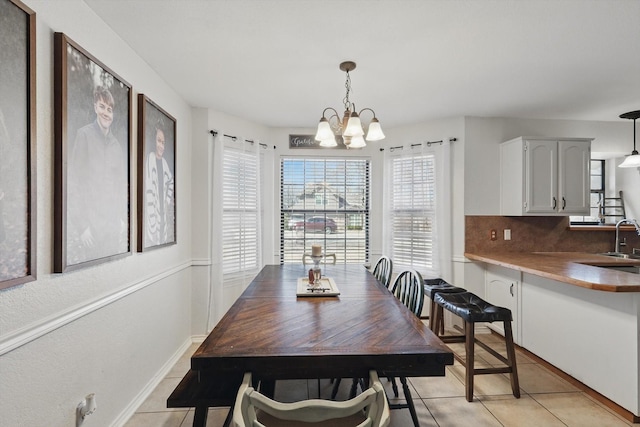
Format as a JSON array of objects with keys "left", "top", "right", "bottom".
[
  {"left": 137, "top": 94, "right": 176, "bottom": 251},
  {"left": 54, "top": 32, "right": 132, "bottom": 273},
  {"left": 0, "top": 0, "right": 36, "bottom": 289}
]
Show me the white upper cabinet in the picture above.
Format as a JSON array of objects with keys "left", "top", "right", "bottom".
[{"left": 500, "top": 137, "right": 592, "bottom": 216}]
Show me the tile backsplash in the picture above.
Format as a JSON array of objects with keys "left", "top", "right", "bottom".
[{"left": 465, "top": 216, "right": 640, "bottom": 253}]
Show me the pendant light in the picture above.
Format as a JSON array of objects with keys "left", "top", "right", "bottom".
[{"left": 618, "top": 110, "right": 640, "bottom": 168}]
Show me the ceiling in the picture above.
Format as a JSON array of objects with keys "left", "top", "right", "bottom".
[{"left": 84, "top": 0, "right": 640, "bottom": 129}]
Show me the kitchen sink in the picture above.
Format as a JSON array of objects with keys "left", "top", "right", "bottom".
[{"left": 599, "top": 252, "right": 640, "bottom": 260}]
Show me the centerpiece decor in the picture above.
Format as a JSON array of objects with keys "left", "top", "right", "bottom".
[{"left": 310, "top": 244, "right": 322, "bottom": 284}]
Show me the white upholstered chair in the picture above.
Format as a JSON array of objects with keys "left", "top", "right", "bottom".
[{"left": 232, "top": 370, "right": 390, "bottom": 427}]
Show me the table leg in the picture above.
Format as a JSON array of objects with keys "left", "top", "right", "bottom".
[
  {"left": 193, "top": 405, "right": 208, "bottom": 427},
  {"left": 260, "top": 379, "right": 276, "bottom": 398},
  {"left": 222, "top": 403, "right": 234, "bottom": 427}
]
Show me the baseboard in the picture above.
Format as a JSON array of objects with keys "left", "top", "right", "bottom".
[
  {"left": 110, "top": 337, "right": 194, "bottom": 427},
  {"left": 191, "top": 335, "right": 207, "bottom": 343},
  {"left": 487, "top": 330, "right": 640, "bottom": 424}
]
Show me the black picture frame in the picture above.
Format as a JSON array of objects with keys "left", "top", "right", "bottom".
[
  {"left": 0, "top": 0, "right": 36, "bottom": 289},
  {"left": 137, "top": 94, "right": 176, "bottom": 251},
  {"left": 54, "top": 32, "right": 132, "bottom": 272}
]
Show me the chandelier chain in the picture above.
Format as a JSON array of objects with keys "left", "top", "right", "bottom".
[{"left": 343, "top": 70, "right": 352, "bottom": 112}]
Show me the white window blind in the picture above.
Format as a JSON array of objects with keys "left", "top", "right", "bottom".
[
  {"left": 388, "top": 152, "right": 438, "bottom": 273},
  {"left": 280, "top": 158, "right": 370, "bottom": 264},
  {"left": 222, "top": 145, "right": 259, "bottom": 275}
]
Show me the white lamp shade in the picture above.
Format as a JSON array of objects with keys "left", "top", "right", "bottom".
[
  {"left": 348, "top": 135, "right": 366, "bottom": 148},
  {"left": 319, "top": 136, "right": 338, "bottom": 147},
  {"left": 343, "top": 113, "right": 364, "bottom": 137},
  {"left": 365, "top": 118, "right": 385, "bottom": 141},
  {"left": 315, "top": 118, "right": 335, "bottom": 141},
  {"left": 618, "top": 153, "right": 640, "bottom": 168}
]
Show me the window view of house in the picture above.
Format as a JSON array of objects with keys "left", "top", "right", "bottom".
[{"left": 280, "top": 158, "right": 369, "bottom": 263}]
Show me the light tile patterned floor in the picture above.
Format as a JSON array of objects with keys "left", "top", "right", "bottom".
[{"left": 124, "top": 334, "right": 634, "bottom": 427}]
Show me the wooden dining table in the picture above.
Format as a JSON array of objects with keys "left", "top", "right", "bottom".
[{"left": 189, "top": 263, "right": 454, "bottom": 425}]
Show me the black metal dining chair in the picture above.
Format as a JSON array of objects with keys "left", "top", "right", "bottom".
[
  {"left": 330, "top": 256, "right": 394, "bottom": 400},
  {"left": 372, "top": 255, "right": 393, "bottom": 289},
  {"left": 387, "top": 268, "right": 425, "bottom": 427}
]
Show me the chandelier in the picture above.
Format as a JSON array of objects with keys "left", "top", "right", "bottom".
[
  {"left": 314, "top": 61, "right": 385, "bottom": 148},
  {"left": 619, "top": 110, "right": 640, "bottom": 168}
]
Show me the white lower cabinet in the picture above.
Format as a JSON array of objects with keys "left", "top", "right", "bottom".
[
  {"left": 479, "top": 262, "right": 640, "bottom": 416},
  {"left": 484, "top": 264, "right": 521, "bottom": 344},
  {"left": 520, "top": 273, "right": 640, "bottom": 417}
]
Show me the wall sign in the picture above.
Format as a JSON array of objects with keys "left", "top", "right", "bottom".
[{"left": 289, "top": 134, "right": 346, "bottom": 149}]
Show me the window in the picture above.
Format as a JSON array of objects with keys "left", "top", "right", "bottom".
[
  {"left": 387, "top": 152, "right": 439, "bottom": 273},
  {"left": 222, "top": 144, "right": 260, "bottom": 275},
  {"left": 570, "top": 159, "right": 604, "bottom": 224},
  {"left": 280, "top": 158, "right": 370, "bottom": 264}
]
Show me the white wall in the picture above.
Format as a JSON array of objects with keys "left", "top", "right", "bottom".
[
  {"left": 189, "top": 108, "right": 273, "bottom": 330},
  {"left": 0, "top": 1, "right": 194, "bottom": 426}
]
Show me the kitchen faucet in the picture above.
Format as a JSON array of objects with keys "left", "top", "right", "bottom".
[{"left": 615, "top": 218, "right": 640, "bottom": 253}]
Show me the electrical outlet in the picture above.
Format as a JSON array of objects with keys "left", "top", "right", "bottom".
[
  {"left": 504, "top": 229, "right": 511, "bottom": 240},
  {"left": 490, "top": 229, "right": 497, "bottom": 241}
]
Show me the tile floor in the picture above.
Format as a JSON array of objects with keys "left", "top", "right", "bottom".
[{"left": 124, "top": 333, "right": 635, "bottom": 427}]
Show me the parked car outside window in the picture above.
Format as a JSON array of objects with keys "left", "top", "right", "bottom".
[
  {"left": 294, "top": 217, "right": 338, "bottom": 234},
  {"left": 287, "top": 215, "right": 304, "bottom": 230}
]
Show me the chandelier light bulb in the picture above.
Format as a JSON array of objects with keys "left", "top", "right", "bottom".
[
  {"left": 365, "top": 118, "right": 385, "bottom": 141},
  {"left": 349, "top": 135, "right": 367, "bottom": 149},
  {"left": 319, "top": 135, "right": 338, "bottom": 147},
  {"left": 343, "top": 111, "right": 364, "bottom": 137},
  {"left": 314, "top": 117, "right": 335, "bottom": 141}
]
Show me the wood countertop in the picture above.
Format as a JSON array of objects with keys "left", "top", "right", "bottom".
[{"left": 464, "top": 252, "right": 640, "bottom": 292}]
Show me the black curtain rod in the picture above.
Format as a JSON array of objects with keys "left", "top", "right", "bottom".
[
  {"left": 209, "top": 130, "right": 274, "bottom": 149},
  {"left": 379, "top": 137, "right": 457, "bottom": 151}
]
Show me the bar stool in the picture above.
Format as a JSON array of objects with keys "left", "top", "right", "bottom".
[
  {"left": 433, "top": 291, "right": 520, "bottom": 402},
  {"left": 422, "top": 278, "right": 466, "bottom": 334}
]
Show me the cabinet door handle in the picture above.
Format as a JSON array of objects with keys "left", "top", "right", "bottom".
[
  {"left": 552, "top": 197, "right": 557, "bottom": 209},
  {"left": 510, "top": 283, "right": 514, "bottom": 297},
  {"left": 562, "top": 197, "right": 566, "bottom": 210}
]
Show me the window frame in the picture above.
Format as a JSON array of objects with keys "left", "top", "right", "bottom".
[
  {"left": 280, "top": 157, "right": 370, "bottom": 264},
  {"left": 221, "top": 142, "right": 261, "bottom": 277},
  {"left": 570, "top": 159, "right": 605, "bottom": 225},
  {"left": 386, "top": 150, "right": 439, "bottom": 273}
]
